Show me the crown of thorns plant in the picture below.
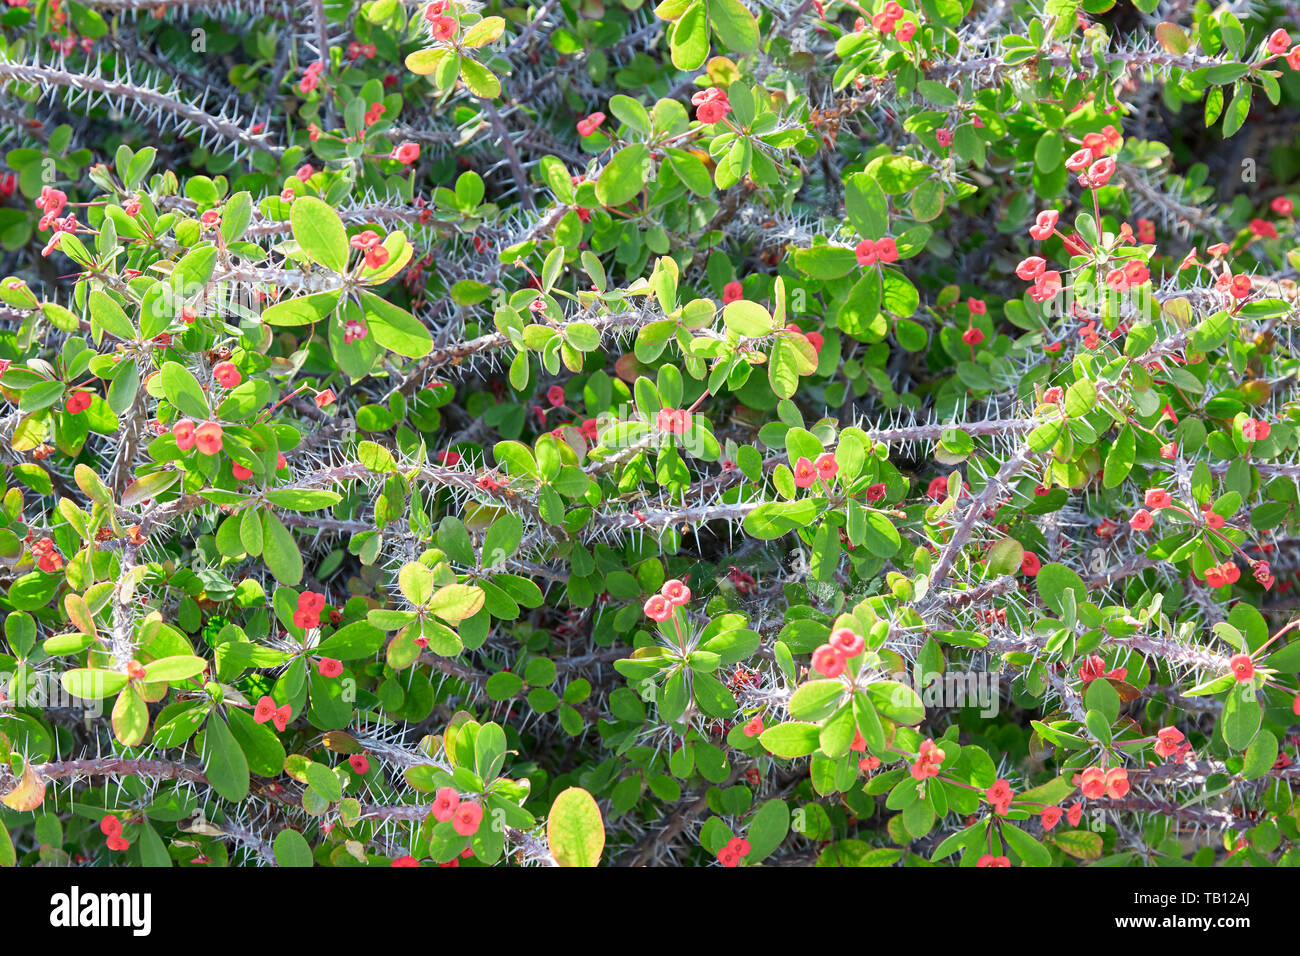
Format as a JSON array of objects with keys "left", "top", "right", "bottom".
[{"left": 1, "top": 0, "right": 1300, "bottom": 868}]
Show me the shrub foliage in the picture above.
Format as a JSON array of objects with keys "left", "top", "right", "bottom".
[{"left": 1, "top": 0, "right": 1300, "bottom": 868}]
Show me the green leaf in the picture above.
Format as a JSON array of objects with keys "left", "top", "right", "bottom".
[
  {"left": 262, "top": 292, "right": 341, "bottom": 327},
  {"left": 670, "top": 0, "right": 709, "bottom": 70},
  {"left": 759, "top": 721, "right": 821, "bottom": 757},
  {"left": 160, "top": 361, "right": 209, "bottom": 419},
  {"left": 547, "top": 787, "right": 605, "bottom": 866},
  {"left": 745, "top": 798, "right": 790, "bottom": 863},
  {"left": 291, "top": 196, "right": 348, "bottom": 273},
  {"left": 89, "top": 290, "right": 136, "bottom": 341},
  {"left": 360, "top": 291, "right": 433, "bottom": 358},
  {"left": 1002, "top": 823, "right": 1052, "bottom": 866},
  {"left": 1222, "top": 682, "right": 1261, "bottom": 751},
  {"left": 709, "top": 0, "right": 759, "bottom": 52},
  {"left": 723, "top": 299, "right": 773, "bottom": 337},
  {"left": 262, "top": 510, "right": 303, "bottom": 585},
  {"left": 203, "top": 716, "right": 251, "bottom": 802},
  {"left": 427, "top": 584, "right": 486, "bottom": 622},
  {"left": 61, "top": 668, "right": 128, "bottom": 700},
  {"left": 596, "top": 145, "right": 650, "bottom": 207},
  {"left": 460, "top": 58, "right": 501, "bottom": 98},
  {"left": 273, "top": 828, "right": 314, "bottom": 866}
]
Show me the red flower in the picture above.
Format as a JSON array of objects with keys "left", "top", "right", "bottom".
[
  {"left": 392, "top": 141, "right": 420, "bottom": 165},
  {"left": 1104, "top": 767, "right": 1130, "bottom": 799},
  {"left": 431, "top": 16, "right": 457, "bottom": 40},
  {"left": 1020, "top": 551, "right": 1041, "bottom": 576},
  {"left": 1249, "top": 218, "right": 1279, "bottom": 239},
  {"left": 1242, "top": 418, "right": 1270, "bottom": 441},
  {"left": 876, "top": 237, "right": 898, "bottom": 263},
  {"left": 856, "top": 239, "right": 877, "bottom": 266},
  {"left": 814, "top": 452, "right": 838, "bottom": 480},
  {"left": 811, "top": 643, "right": 845, "bottom": 678},
  {"left": 1064, "top": 148, "right": 1091, "bottom": 172},
  {"left": 986, "top": 778, "right": 1014, "bottom": 815},
  {"left": 1154, "top": 726, "right": 1185, "bottom": 759},
  {"left": 433, "top": 788, "right": 461, "bottom": 822},
  {"left": 1080, "top": 766, "right": 1107, "bottom": 799},
  {"left": 743, "top": 716, "right": 763, "bottom": 737},
  {"left": 100, "top": 815, "right": 122, "bottom": 837},
  {"left": 1028, "top": 209, "right": 1058, "bottom": 240},
  {"left": 317, "top": 657, "right": 343, "bottom": 678},
  {"left": 194, "top": 422, "right": 224, "bottom": 456},
  {"left": 692, "top": 88, "right": 730, "bottom": 124},
  {"left": 232, "top": 463, "right": 253, "bottom": 481},
  {"left": 1229, "top": 653, "right": 1255, "bottom": 682},
  {"left": 722, "top": 280, "right": 744, "bottom": 304},
  {"left": 643, "top": 594, "right": 672, "bottom": 622},
  {"left": 910, "top": 739, "right": 945, "bottom": 780},
  {"left": 348, "top": 754, "right": 370, "bottom": 775},
  {"left": 391, "top": 856, "right": 419, "bottom": 867},
  {"left": 272, "top": 704, "right": 292, "bottom": 733},
  {"left": 1040, "top": 806, "right": 1062, "bottom": 830},
  {"left": 830, "top": 627, "right": 864, "bottom": 657},
  {"left": 64, "top": 390, "right": 92, "bottom": 414},
  {"left": 1144, "top": 488, "right": 1171, "bottom": 510},
  {"left": 976, "top": 854, "right": 1010, "bottom": 867},
  {"left": 253, "top": 696, "right": 277, "bottom": 724},
  {"left": 1066, "top": 802, "right": 1083, "bottom": 827},
  {"left": 792, "top": 456, "right": 817, "bottom": 489},
  {"left": 1016, "top": 256, "right": 1046, "bottom": 281},
  {"left": 453, "top": 801, "right": 483, "bottom": 836},
  {"left": 546, "top": 385, "right": 565, "bottom": 407},
  {"left": 1268, "top": 28, "right": 1291, "bottom": 55},
  {"left": 961, "top": 327, "right": 984, "bottom": 346},
  {"left": 1082, "top": 157, "right": 1115, "bottom": 187},
  {"left": 213, "top": 362, "right": 241, "bottom": 388},
  {"left": 1129, "top": 509, "right": 1153, "bottom": 531},
  {"left": 1271, "top": 196, "right": 1293, "bottom": 216},
  {"left": 661, "top": 579, "right": 691, "bottom": 606},
  {"left": 576, "top": 112, "right": 606, "bottom": 137}
]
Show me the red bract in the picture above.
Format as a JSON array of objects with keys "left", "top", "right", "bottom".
[
  {"left": 1229, "top": 654, "right": 1255, "bottom": 682},
  {"left": 213, "top": 362, "right": 241, "bottom": 388},
  {"left": 253, "top": 696, "right": 277, "bottom": 724},
  {"left": 643, "top": 594, "right": 672, "bottom": 622},
  {"left": 64, "top": 390, "right": 92, "bottom": 414},
  {"left": 792, "top": 456, "right": 818, "bottom": 488},
  {"left": 830, "top": 627, "right": 864, "bottom": 657},
  {"left": 1028, "top": 209, "right": 1058, "bottom": 240},
  {"left": 661, "top": 579, "right": 691, "bottom": 606},
  {"left": 194, "top": 422, "right": 224, "bottom": 456},
  {"left": 453, "top": 801, "right": 483, "bottom": 836},
  {"left": 811, "top": 643, "right": 845, "bottom": 677},
  {"left": 433, "top": 788, "right": 460, "bottom": 822},
  {"left": 910, "top": 739, "right": 945, "bottom": 780}
]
